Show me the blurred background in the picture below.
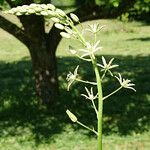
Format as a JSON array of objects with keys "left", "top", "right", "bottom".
[{"left": 0, "top": 0, "right": 150, "bottom": 150}]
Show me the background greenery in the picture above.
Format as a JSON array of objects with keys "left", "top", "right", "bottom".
[{"left": 0, "top": 15, "right": 150, "bottom": 149}]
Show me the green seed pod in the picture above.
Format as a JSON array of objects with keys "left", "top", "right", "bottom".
[
  {"left": 70, "top": 13, "right": 79, "bottom": 22},
  {"left": 66, "top": 110, "right": 77, "bottom": 122}
]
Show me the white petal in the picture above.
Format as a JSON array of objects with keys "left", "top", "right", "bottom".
[{"left": 102, "top": 56, "right": 107, "bottom": 66}]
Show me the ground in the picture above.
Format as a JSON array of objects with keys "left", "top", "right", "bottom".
[{"left": 0, "top": 17, "right": 150, "bottom": 150}]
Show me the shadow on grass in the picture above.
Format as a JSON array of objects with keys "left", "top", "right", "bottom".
[
  {"left": 0, "top": 55, "right": 150, "bottom": 144},
  {"left": 127, "top": 37, "right": 150, "bottom": 42}
]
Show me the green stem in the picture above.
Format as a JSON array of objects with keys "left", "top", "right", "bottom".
[
  {"left": 103, "top": 86, "right": 122, "bottom": 100},
  {"left": 101, "top": 70, "right": 107, "bottom": 80},
  {"left": 76, "top": 54, "right": 91, "bottom": 62},
  {"left": 76, "top": 78, "right": 97, "bottom": 85},
  {"left": 77, "top": 121, "right": 98, "bottom": 136},
  {"left": 92, "top": 58, "right": 103, "bottom": 150},
  {"left": 91, "top": 100, "right": 98, "bottom": 119},
  {"left": 69, "top": 24, "right": 103, "bottom": 150}
]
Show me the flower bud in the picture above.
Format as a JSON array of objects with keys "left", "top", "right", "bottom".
[
  {"left": 65, "top": 27, "right": 73, "bottom": 34},
  {"left": 66, "top": 110, "right": 77, "bottom": 122},
  {"left": 56, "top": 9, "right": 66, "bottom": 17},
  {"left": 28, "top": 9, "right": 36, "bottom": 14},
  {"left": 40, "top": 11, "right": 48, "bottom": 16},
  {"left": 54, "top": 23, "right": 64, "bottom": 30},
  {"left": 60, "top": 32, "right": 71, "bottom": 39},
  {"left": 70, "top": 13, "right": 79, "bottom": 22},
  {"left": 47, "top": 10, "right": 56, "bottom": 16},
  {"left": 40, "top": 4, "right": 48, "bottom": 9},
  {"left": 34, "top": 7, "right": 42, "bottom": 12},
  {"left": 15, "top": 12, "right": 22, "bottom": 16},
  {"left": 51, "top": 17, "right": 60, "bottom": 22},
  {"left": 30, "top": 3, "right": 37, "bottom": 7},
  {"left": 47, "top": 4, "right": 55, "bottom": 10},
  {"left": 19, "top": 8, "right": 27, "bottom": 13}
]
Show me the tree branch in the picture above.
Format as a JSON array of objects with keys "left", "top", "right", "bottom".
[{"left": 0, "top": 14, "right": 29, "bottom": 45}]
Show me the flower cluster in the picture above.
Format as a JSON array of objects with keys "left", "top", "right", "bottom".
[{"left": 6, "top": 3, "right": 79, "bottom": 39}]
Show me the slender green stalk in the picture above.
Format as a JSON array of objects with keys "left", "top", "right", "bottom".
[
  {"left": 91, "top": 100, "right": 98, "bottom": 119},
  {"left": 103, "top": 86, "right": 122, "bottom": 100},
  {"left": 71, "top": 24, "right": 103, "bottom": 150},
  {"left": 101, "top": 70, "right": 107, "bottom": 80},
  {"left": 77, "top": 121, "right": 98, "bottom": 136},
  {"left": 92, "top": 58, "right": 103, "bottom": 150},
  {"left": 76, "top": 78, "right": 97, "bottom": 85}
]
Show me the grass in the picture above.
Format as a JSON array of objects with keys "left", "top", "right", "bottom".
[{"left": 0, "top": 17, "right": 150, "bottom": 150}]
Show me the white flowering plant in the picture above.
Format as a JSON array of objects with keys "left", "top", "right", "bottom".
[{"left": 6, "top": 3, "right": 136, "bottom": 150}]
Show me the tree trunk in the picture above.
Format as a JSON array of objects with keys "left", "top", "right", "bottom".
[{"left": 19, "top": 15, "right": 60, "bottom": 104}]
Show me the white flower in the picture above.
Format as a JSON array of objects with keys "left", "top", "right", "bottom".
[
  {"left": 115, "top": 73, "right": 136, "bottom": 92},
  {"left": 97, "top": 56, "right": 118, "bottom": 76},
  {"left": 79, "top": 41, "right": 102, "bottom": 58},
  {"left": 66, "top": 110, "right": 77, "bottom": 122},
  {"left": 86, "top": 24, "right": 105, "bottom": 34},
  {"left": 81, "top": 87, "right": 98, "bottom": 100},
  {"left": 66, "top": 65, "right": 79, "bottom": 91},
  {"left": 70, "top": 13, "right": 79, "bottom": 22}
]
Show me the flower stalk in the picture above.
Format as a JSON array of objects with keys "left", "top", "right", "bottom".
[
  {"left": 7, "top": 4, "right": 136, "bottom": 150},
  {"left": 92, "top": 58, "right": 103, "bottom": 150}
]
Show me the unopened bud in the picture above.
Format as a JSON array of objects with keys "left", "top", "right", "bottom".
[
  {"left": 56, "top": 9, "right": 66, "bottom": 17},
  {"left": 54, "top": 23, "right": 64, "bottom": 30},
  {"left": 28, "top": 9, "right": 35, "bottom": 14},
  {"left": 66, "top": 110, "right": 77, "bottom": 122},
  {"left": 15, "top": 12, "right": 22, "bottom": 16},
  {"left": 70, "top": 13, "right": 79, "bottom": 22},
  {"left": 40, "top": 11, "right": 48, "bottom": 16},
  {"left": 60, "top": 32, "right": 71, "bottom": 39},
  {"left": 47, "top": 4, "right": 55, "bottom": 10},
  {"left": 51, "top": 17, "right": 60, "bottom": 22},
  {"left": 65, "top": 27, "right": 73, "bottom": 34}
]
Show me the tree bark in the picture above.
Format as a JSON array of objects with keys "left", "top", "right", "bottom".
[{"left": 18, "top": 15, "right": 59, "bottom": 104}]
